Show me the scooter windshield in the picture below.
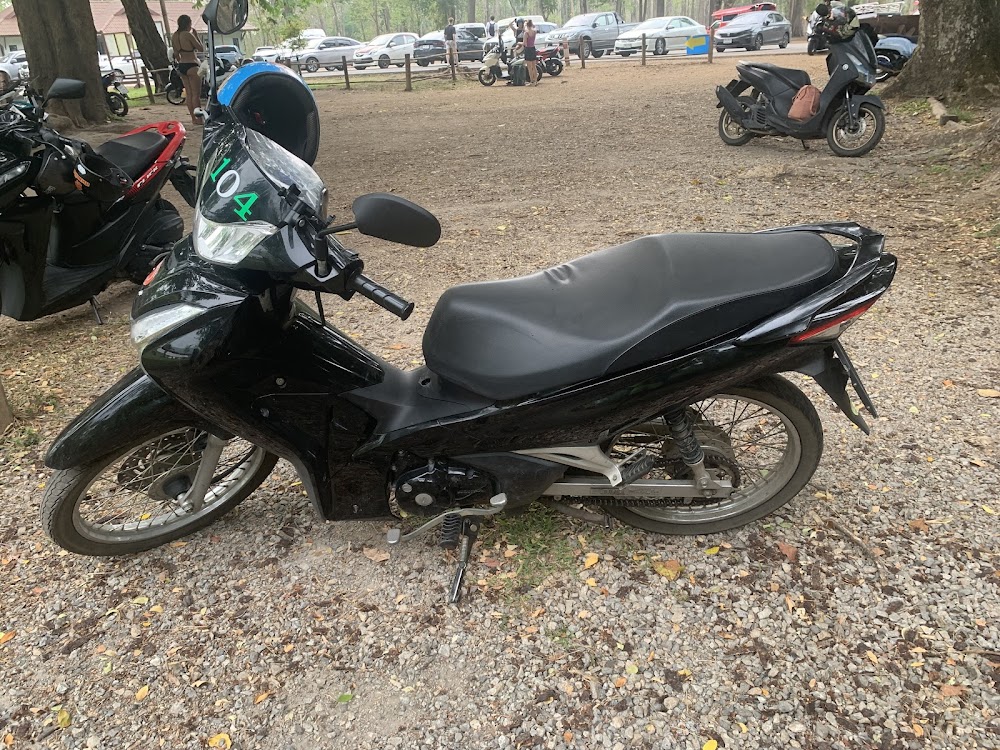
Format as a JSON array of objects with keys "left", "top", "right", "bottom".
[{"left": 194, "top": 122, "right": 324, "bottom": 270}]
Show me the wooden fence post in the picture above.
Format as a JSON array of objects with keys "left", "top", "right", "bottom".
[
  {"left": 641, "top": 34, "right": 646, "bottom": 66},
  {"left": 708, "top": 28, "right": 715, "bottom": 63},
  {"left": 404, "top": 53, "right": 412, "bottom": 91},
  {"left": 580, "top": 44, "right": 586, "bottom": 69},
  {"left": 563, "top": 40, "right": 570, "bottom": 67},
  {"left": 342, "top": 56, "right": 351, "bottom": 90},
  {"left": 0, "top": 379, "right": 12, "bottom": 434},
  {"left": 141, "top": 68, "right": 155, "bottom": 104}
]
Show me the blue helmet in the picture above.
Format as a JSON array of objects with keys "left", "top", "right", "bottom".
[{"left": 217, "top": 62, "right": 320, "bottom": 165}]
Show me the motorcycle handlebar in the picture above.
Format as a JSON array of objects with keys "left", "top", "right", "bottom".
[{"left": 347, "top": 272, "right": 414, "bottom": 321}]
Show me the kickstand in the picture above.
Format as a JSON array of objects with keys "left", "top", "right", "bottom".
[
  {"left": 800, "top": 140, "right": 810, "bottom": 150},
  {"left": 447, "top": 519, "right": 481, "bottom": 604},
  {"left": 89, "top": 297, "right": 104, "bottom": 325}
]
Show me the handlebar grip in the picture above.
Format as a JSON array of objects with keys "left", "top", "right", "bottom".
[{"left": 348, "top": 273, "right": 414, "bottom": 321}]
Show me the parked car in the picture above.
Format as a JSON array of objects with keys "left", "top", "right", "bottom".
[
  {"left": 413, "top": 29, "right": 484, "bottom": 65},
  {"left": 287, "top": 36, "right": 365, "bottom": 71},
  {"left": 496, "top": 20, "right": 558, "bottom": 47},
  {"left": 353, "top": 33, "right": 418, "bottom": 69},
  {"left": 710, "top": 2, "right": 777, "bottom": 30},
  {"left": 546, "top": 12, "right": 638, "bottom": 58},
  {"left": 0, "top": 50, "right": 27, "bottom": 87},
  {"left": 456, "top": 22, "right": 487, "bottom": 39},
  {"left": 214, "top": 45, "right": 243, "bottom": 68},
  {"left": 110, "top": 50, "right": 145, "bottom": 77},
  {"left": 614, "top": 16, "right": 707, "bottom": 56},
  {"left": 252, "top": 46, "right": 280, "bottom": 63},
  {"left": 714, "top": 10, "right": 792, "bottom": 51}
]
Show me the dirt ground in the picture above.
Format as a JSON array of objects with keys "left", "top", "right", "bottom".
[{"left": 1, "top": 57, "right": 999, "bottom": 749}]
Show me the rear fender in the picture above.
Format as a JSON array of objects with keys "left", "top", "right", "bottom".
[
  {"left": 715, "top": 78, "right": 750, "bottom": 108},
  {"left": 795, "top": 346, "right": 870, "bottom": 434},
  {"left": 716, "top": 83, "right": 750, "bottom": 121}
]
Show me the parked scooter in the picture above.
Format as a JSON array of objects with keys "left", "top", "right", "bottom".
[
  {"left": 715, "top": 28, "right": 885, "bottom": 156},
  {"left": 166, "top": 57, "right": 231, "bottom": 104},
  {"left": 44, "top": 0, "right": 897, "bottom": 606},
  {"left": 538, "top": 46, "right": 564, "bottom": 76},
  {"left": 874, "top": 35, "right": 916, "bottom": 82},
  {"left": 0, "top": 78, "right": 197, "bottom": 322},
  {"left": 806, "top": 11, "right": 828, "bottom": 55},
  {"left": 102, "top": 72, "right": 129, "bottom": 117}
]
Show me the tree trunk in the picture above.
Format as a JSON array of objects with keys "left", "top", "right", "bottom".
[
  {"left": 467, "top": 0, "right": 476, "bottom": 22},
  {"left": 0, "top": 379, "right": 12, "bottom": 434},
  {"left": 11, "top": 0, "right": 108, "bottom": 125},
  {"left": 885, "top": 0, "right": 1000, "bottom": 100},
  {"left": 788, "top": 0, "right": 804, "bottom": 37},
  {"left": 121, "top": 0, "right": 171, "bottom": 88}
]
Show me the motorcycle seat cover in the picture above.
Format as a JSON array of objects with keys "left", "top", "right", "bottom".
[
  {"left": 94, "top": 131, "right": 167, "bottom": 180},
  {"left": 741, "top": 62, "right": 812, "bottom": 92},
  {"left": 423, "top": 232, "right": 838, "bottom": 401}
]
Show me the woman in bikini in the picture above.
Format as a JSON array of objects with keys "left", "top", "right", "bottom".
[{"left": 172, "top": 15, "right": 204, "bottom": 125}]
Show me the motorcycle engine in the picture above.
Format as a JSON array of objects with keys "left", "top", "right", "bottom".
[{"left": 391, "top": 457, "right": 495, "bottom": 516}]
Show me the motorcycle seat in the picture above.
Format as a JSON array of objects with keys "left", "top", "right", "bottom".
[
  {"left": 740, "top": 62, "right": 812, "bottom": 92},
  {"left": 423, "top": 232, "right": 839, "bottom": 401},
  {"left": 95, "top": 130, "right": 167, "bottom": 181}
]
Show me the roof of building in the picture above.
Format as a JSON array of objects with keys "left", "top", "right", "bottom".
[{"left": 0, "top": 1, "right": 256, "bottom": 37}]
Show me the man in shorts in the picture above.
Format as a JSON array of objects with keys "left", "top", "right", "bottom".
[{"left": 444, "top": 18, "right": 458, "bottom": 67}]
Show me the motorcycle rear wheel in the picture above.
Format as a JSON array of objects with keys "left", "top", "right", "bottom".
[
  {"left": 827, "top": 103, "right": 885, "bottom": 157},
  {"left": 600, "top": 375, "right": 823, "bottom": 536},
  {"left": 107, "top": 92, "right": 128, "bottom": 117},
  {"left": 165, "top": 84, "right": 185, "bottom": 105},
  {"left": 42, "top": 428, "right": 278, "bottom": 556},
  {"left": 478, "top": 69, "right": 497, "bottom": 86},
  {"left": 718, "top": 96, "right": 756, "bottom": 146},
  {"left": 545, "top": 58, "right": 563, "bottom": 76}
]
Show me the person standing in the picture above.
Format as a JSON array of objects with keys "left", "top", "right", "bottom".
[
  {"left": 486, "top": 15, "right": 497, "bottom": 38},
  {"left": 444, "top": 17, "right": 458, "bottom": 68},
  {"left": 523, "top": 19, "right": 539, "bottom": 86},
  {"left": 171, "top": 14, "right": 204, "bottom": 125}
]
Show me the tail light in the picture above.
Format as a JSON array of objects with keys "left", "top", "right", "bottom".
[
  {"left": 790, "top": 300, "right": 875, "bottom": 344},
  {"left": 143, "top": 260, "right": 164, "bottom": 287}
]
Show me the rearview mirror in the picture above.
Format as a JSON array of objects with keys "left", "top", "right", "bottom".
[
  {"left": 203, "top": 0, "right": 248, "bottom": 35},
  {"left": 353, "top": 193, "right": 441, "bottom": 248},
  {"left": 44, "top": 78, "right": 86, "bottom": 102}
]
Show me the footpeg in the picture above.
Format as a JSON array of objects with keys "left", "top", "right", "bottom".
[{"left": 386, "top": 493, "right": 507, "bottom": 545}]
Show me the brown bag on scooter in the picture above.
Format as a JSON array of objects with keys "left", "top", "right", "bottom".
[{"left": 788, "top": 84, "right": 821, "bottom": 121}]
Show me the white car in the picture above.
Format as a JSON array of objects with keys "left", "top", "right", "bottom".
[
  {"left": 111, "top": 50, "right": 145, "bottom": 77},
  {"left": 252, "top": 46, "right": 280, "bottom": 63},
  {"left": 0, "top": 51, "right": 27, "bottom": 87},
  {"left": 352, "top": 33, "right": 418, "bottom": 69},
  {"left": 614, "top": 16, "right": 708, "bottom": 56}
]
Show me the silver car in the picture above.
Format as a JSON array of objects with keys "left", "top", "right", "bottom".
[
  {"left": 714, "top": 11, "right": 792, "bottom": 51},
  {"left": 290, "top": 36, "right": 365, "bottom": 72}
]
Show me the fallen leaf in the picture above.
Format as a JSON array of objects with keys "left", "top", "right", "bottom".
[
  {"left": 777, "top": 542, "right": 798, "bottom": 562},
  {"left": 912, "top": 723, "right": 924, "bottom": 737},
  {"left": 583, "top": 552, "right": 600, "bottom": 569},
  {"left": 939, "top": 684, "right": 966, "bottom": 697},
  {"left": 677, "top": 668, "right": 692, "bottom": 677},
  {"left": 909, "top": 518, "right": 930, "bottom": 533},
  {"left": 785, "top": 594, "right": 795, "bottom": 613},
  {"left": 254, "top": 691, "right": 270, "bottom": 704},
  {"left": 866, "top": 650, "right": 879, "bottom": 665},
  {"left": 3, "top": 733, "right": 12, "bottom": 747},
  {"left": 131, "top": 596, "right": 149, "bottom": 605},
  {"left": 976, "top": 389, "right": 1000, "bottom": 398},
  {"left": 207, "top": 733, "right": 232, "bottom": 749},
  {"left": 362, "top": 547, "right": 390, "bottom": 563},
  {"left": 388, "top": 343, "right": 407, "bottom": 350},
  {"left": 149, "top": 605, "right": 164, "bottom": 614},
  {"left": 942, "top": 379, "right": 954, "bottom": 388},
  {"left": 652, "top": 559, "right": 683, "bottom": 580},
  {"left": 585, "top": 577, "right": 597, "bottom": 586},
  {"left": 337, "top": 693, "right": 353, "bottom": 703},
  {"left": 705, "top": 546, "right": 720, "bottom": 555},
  {"left": 56, "top": 709, "right": 71, "bottom": 728},
  {"left": 283, "top": 644, "right": 295, "bottom": 653},
  {"left": 578, "top": 610, "right": 591, "bottom": 619},
  {"left": 0, "top": 631, "right": 15, "bottom": 646},
  {"left": 703, "top": 740, "right": 719, "bottom": 750},
  {"left": 614, "top": 677, "right": 627, "bottom": 688},
  {"left": 625, "top": 663, "right": 639, "bottom": 675},
  {"left": 563, "top": 731, "right": 573, "bottom": 743},
  {"left": 738, "top": 723, "right": 749, "bottom": 733},
  {"left": 982, "top": 505, "right": 996, "bottom": 515},
  {"left": 135, "top": 684, "right": 149, "bottom": 702}
]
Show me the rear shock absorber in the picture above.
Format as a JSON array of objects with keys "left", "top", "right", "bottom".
[{"left": 664, "top": 408, "right": 703, "bottom": 466}]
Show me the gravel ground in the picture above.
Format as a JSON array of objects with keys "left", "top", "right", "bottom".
[{"left": 1, "top": 57, "right": 998, "bottom": 749}]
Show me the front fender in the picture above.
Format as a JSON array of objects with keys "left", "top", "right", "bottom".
[
  {"left": 45, "top": 368, "right": 218, "bottom": 470},
  {"left": 849, "top": 94, "right": 884, "bottom": 119}
]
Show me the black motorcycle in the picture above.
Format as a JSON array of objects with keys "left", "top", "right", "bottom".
[
  {"left": 715, "top": 29, "right": 885, "bottom": 157},
  {"left": 43, "top": 0, "right": 897, "bottom": 604},
  {"left": 0, "top": 78, "right": 196, "bottom": 322},
  {"left": 102, "top": 72, "right": 129, "bottom": 117}
]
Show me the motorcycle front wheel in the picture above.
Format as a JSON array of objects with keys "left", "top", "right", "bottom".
[
  {"left": 600, "top": 376, "right": 823, "bottom": 536},
  {"left": 42, "top": 428, "right": 278, "bottom": 556},
  {"left": 478, "top": 69, "right": 497, "bottom": 86},
  {"left": 107, "top": 92, "right": 128, "bottom": 117},
  {"left": 827, "top": 103, "right": 886, "bottom": 157},
  {"left": 545, "top": 58, "right": 563, "bottom": 76}
]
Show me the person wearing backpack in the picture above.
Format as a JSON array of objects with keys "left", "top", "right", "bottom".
[{"left": 486, "top": 15, "right": 497, "bottom": 38}]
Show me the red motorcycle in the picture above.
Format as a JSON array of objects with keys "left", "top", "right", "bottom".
[{"left": 537, "top": 46, "right": 564, "bottom": 76}]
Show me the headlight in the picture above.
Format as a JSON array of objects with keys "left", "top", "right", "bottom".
[
  {"left": 0, "top": 161, "right": 29, "bottom": 188},
  {"left": 193, "top": 210, "right": 277, "bottom": 265},
  {"left": 131, "top": 303, "right": 204, "bottom": 352}
]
